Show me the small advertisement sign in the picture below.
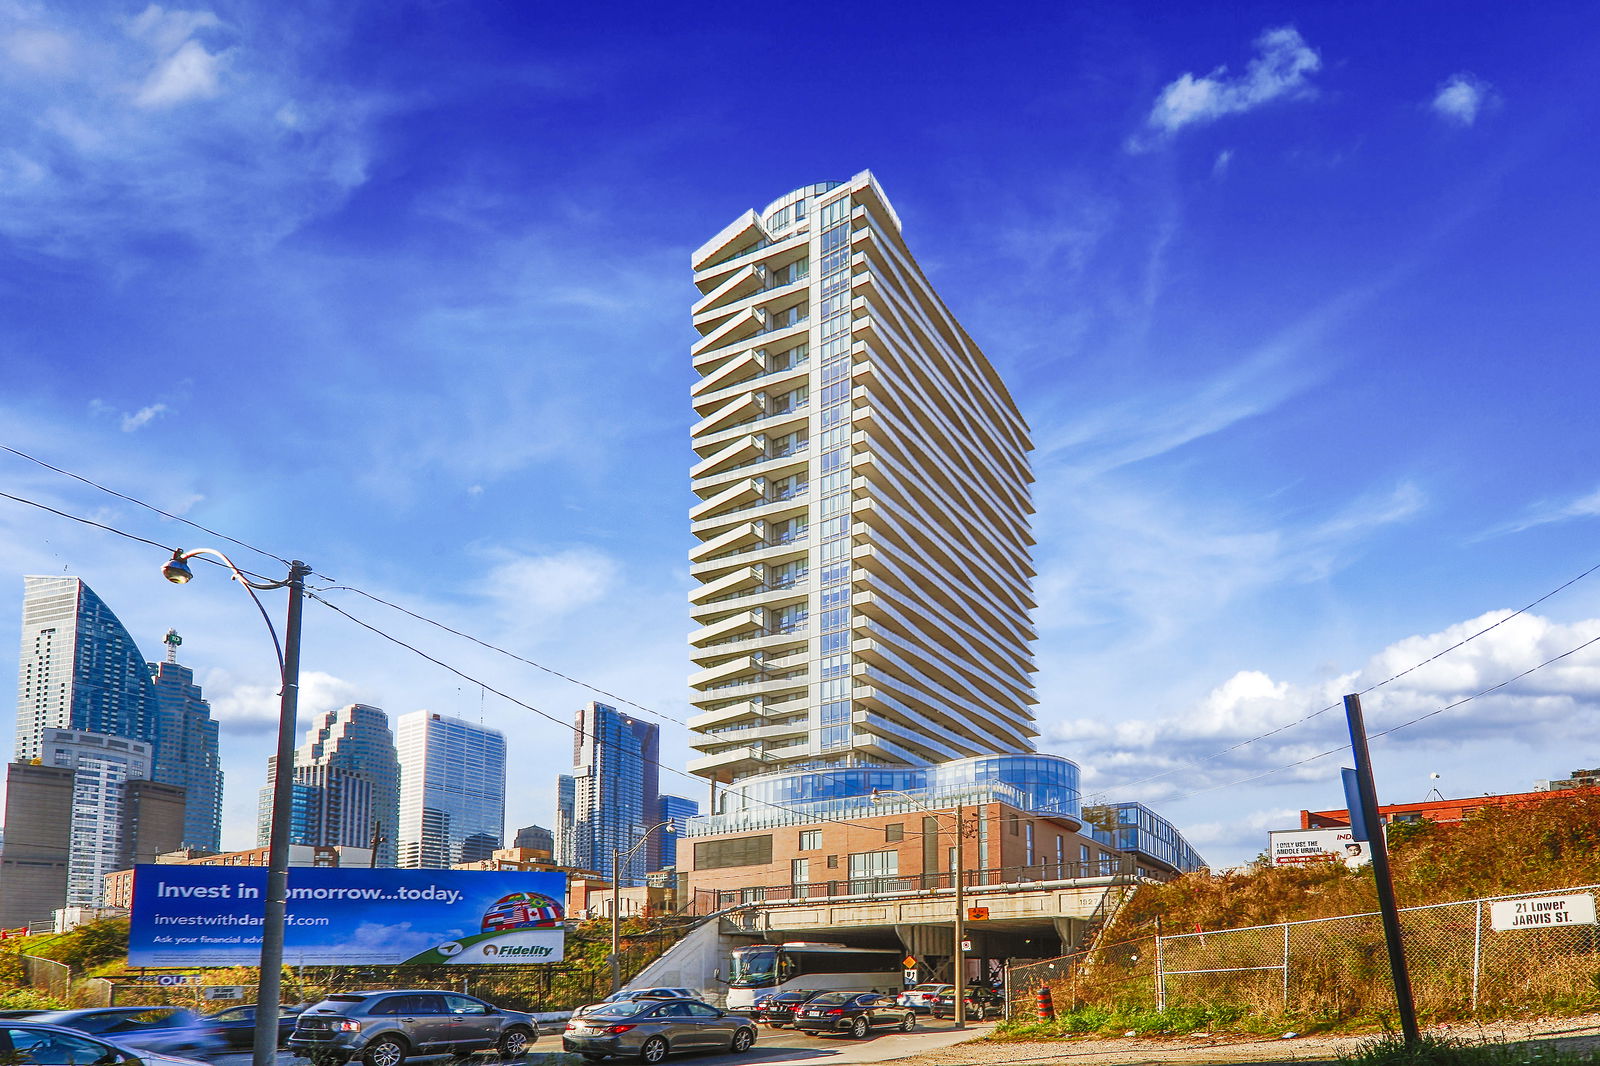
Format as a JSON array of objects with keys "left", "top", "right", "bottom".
[
  {"left": 1489, "top": 893, "right": 1597, "bottom": 931},
  {"left": 128, "top": 865, "right": 567, "bottom": 967},
  {"left": 1268, "top": 828, "right": 1374, "bottom": 868}
]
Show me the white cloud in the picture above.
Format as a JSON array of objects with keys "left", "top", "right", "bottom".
[
  {"left": 205, "top": 668, "right": 364, "bottom": 734},
  {"left": 1479, "top": 485, "right": 1600, "bottom": 539},
  {"left": 120, "top": 402, "right": 167, "bottom": 431},
  {"left": 1212, "top": 149, "right": 1233, "bottom": 177},
  {"left": 3, "top": 27, "right": 74, "bottom": 72},
  {"left": 1432, "top": 73, "right": 1493, "bottom": 127},
  {"left": 1135, "top": 26, "right": 1321, "bottom": 146},
  {"left": 134, "top": 37, "right": 226, "bottom": 108},
  {"left": 478, "top": 546, "right": 620, "bottom": 618},
  {"left": 1054, "top": 611, "right": 1600, "bottom": 811}
]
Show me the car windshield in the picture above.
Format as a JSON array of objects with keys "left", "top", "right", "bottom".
[
  {"left": 805, "top": 993, "right": 854, "bottom": 1006},
  {"left": 588, "top": 1001, "right": 657, "bottom": 1019},
  {"left": 727, "top": 947, "right": 778, "bottom": 988}
]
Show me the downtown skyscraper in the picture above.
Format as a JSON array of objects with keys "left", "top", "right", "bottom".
[
  {"left": 395, "top": 711, "right": 506, "bottom": 868},
  {"left": 260, "top": 703, "right": 400, "bottom": 865},
  {"left": 686, "top": 173, "right": 1038, "bottom": 785},
  {"left": 556, "top": 701, "right": 660, "bottom": 885},
  {"left": 149, "top": 630, "right": 223, "bottom": 851}
]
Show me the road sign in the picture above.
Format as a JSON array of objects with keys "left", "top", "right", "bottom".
[
  {"left": 966, "top": 906, "right": 989, "bottom": 920},
  {"left": 204, "top": 986, "right": 246, "bottom": 1001},
  {"left": 960, "top": 939, "right": 972, "bottom": 952},
  {"left": 902, "top": 955, "right": 916, "bottom": 968},
  {"left": 1490, "top": 893, "right": 1596, "bottom": 931}
]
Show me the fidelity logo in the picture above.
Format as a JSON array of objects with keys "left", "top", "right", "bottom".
[{"left": 481, "top": 943, "right": 554, "bottom": 958}]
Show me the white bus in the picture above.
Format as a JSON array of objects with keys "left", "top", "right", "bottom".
[{"left": 724, "top": 942, "right": 905, "bottom": 1012}]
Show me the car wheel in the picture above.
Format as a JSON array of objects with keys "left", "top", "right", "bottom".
[
  {"left": 497, "top": 1029, "right": 531, "bottom": 1059},
  {"left": 364, "top": 1036, "right": 409, "bottom": 1066},
  {"left": 901, "top": 1013, "right": 916, "bottom": 1032},
  {"left": 638, "top": 1035, "right": 669, "bottom": 1064},
  {"left": 849, "top": 1017, "right": 868, "bottom": 1040},
  {"left": 730, "top": 1027, "right": 755, "bottom": 1053}
]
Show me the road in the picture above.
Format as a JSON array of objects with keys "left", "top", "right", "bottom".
[{"left": 211, "top": 1017, "right": 993, "bottom": 1066}]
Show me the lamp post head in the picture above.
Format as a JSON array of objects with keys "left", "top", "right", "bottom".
[{"left": 162, "top": 551, "right": 195, "bottom": 584}]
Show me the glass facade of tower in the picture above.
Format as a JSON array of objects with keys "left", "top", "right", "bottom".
[
  {"left": 555, "top": 702, "right": 661, "bottom": 886},
  {"left": 148, "top": 658, "right": 223, "bottom": 851},
  {"left": 687, "top": 174, "right": 1038, "bottom": 785},
  {"left": 396, "top": 711, "right": 506, "bottom": 869},
  {"left": 261, "top": 704, "right": 399, "bottom": 864},
  {"left": 14, "top": 577, "right": 158, "bottom": 762}
]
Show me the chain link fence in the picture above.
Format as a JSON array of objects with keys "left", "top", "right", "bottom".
[{"left": 1155, "top": 884, "right": 1600, "bottom": 1022}]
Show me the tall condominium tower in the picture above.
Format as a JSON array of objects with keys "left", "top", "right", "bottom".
[
  {"left": 259, "top": 703, "right": 400, "bottom": 865},
  {"left": 555, "top": 701, "right": 661, "bottom": 886},
  {"left": 395, "top": 711, "right": 506, "bottom": 868},
  {"left": 14, "top": 577, "right": 158, "bottom": 762},
  {"left": 148, "top": 630, "right": 223, "bottom": 851},
  {"left": 686, "top": 173, "right": 1038, "bottom": 784}
]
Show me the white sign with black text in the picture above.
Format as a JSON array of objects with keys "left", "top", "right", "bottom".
[
  {"left": 1489, "top": 893, "right": 1596, "bottom": 931},
  {"left": 1268, "top": 828, "right": 1374, "bottom": 868}
]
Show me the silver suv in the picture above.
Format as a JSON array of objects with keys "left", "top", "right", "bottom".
[{"left": 288, "top": 990, "right": 537, "bottom": 1066}]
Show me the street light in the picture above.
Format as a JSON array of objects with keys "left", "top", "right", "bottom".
[
  {"left": 610, "top": 820, "right": 677, "bottom": 992},
  {"left": 164, "top": 548, "right": 310, "bottom": 1066},
  {"left": 871, "top": 789, "right": 970, "bottom": 1028}
]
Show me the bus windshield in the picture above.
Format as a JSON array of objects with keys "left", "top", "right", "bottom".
[{"left": 729, "top": 947, "right": 780, "bottom": 987}]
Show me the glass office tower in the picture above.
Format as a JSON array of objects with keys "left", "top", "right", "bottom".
[
  {"left": 555, "top": 701, "right": 660, "bottom": 886},
  {"left": 148, "top": 631, "right": 223, "bottom": 851},
  {"left": 687, "top": 173, "right": 1038, "bottom": 785},
  {"left": 396, "top": 711, "right": 506, "bottom": 868}
]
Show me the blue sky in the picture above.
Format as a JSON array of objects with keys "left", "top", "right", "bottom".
[{"left": 3, "top": 0, "right": 1599, "bottom": 867}]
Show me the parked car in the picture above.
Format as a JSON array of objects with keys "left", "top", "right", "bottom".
[
  {"left": 562, "top": 998, "right": 755, "bottom": 1064},
  {"left": 791, "top": 992, "right": 916, "bottom": 1039},
  {"left": 27, "top": 1007, "right": 225, "bottom": 1058},
  {"left": 573, "top": 989, "right": 697, "bottom": 1018},
  {"left": 287, "top": 990, "right": 536, "bottom": 1066},
  {"left": 929, "top": 986, "right": 1004, "bottom": 1020},
  {"left": 0, "top": 1020, "right": 212, "bottom": 1066},
  {"left": 753, "top": 990, "right": 822, "bottom": 1027},
  {"left": 204, "top": 1003, "right": 306, "bottom": 1049},
  {"left": 894, "top": 984, "right": 953, "bottom": 1013}
]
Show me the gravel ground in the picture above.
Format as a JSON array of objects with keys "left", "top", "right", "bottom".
[{"left": 891, "top": 1014, "right": 1600, "bottom": 1066}]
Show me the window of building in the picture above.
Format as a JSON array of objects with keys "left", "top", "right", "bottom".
[
  {"left": 1025, "top": 822, "right": 1034, "bottom": 864},
  {"left": 799, "top": 829, "right": 821, "bottom": 850},
  {"left": 694, "top": 834, "right": 773, "bottom": 871},
  {"left": 1080, "top": 844, "right": 1091, "bottom": 865},
  {"left": 885, "top": 823, "right": 903, "bottom": 843},
  {"left": 826, "top": 854, "right": 838, "bottom": 869},
  {"left": 848, "top": 850, "right": 897, "bottom": 881},
  {"left": 1010, "top": 815, "right": 1020, "bottom": 835},
  {"left": 791, "top": 858, "right": 810, "bottom": 884}
]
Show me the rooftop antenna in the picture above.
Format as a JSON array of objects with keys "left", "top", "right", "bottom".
[
  {"left": 1424, "top": 771, "right": 1444, "bottom": 803},
  {"left": 163, "top": 628, "right": 182, "bottom": 664}
]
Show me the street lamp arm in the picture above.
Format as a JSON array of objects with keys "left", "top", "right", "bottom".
[{"left": 165, "top": 548, "right": 301, "bottom": 679}]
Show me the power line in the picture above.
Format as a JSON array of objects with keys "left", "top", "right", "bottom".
[{"left": 0, "top": 444, "right": 292, "bottom": 568}]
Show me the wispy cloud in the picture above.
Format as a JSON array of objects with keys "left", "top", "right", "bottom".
[
  {"left": 0, "top": 2, "right": 377, "bottom": 255},
  {"left": 1432, "top": 73, "right": 1495, "bottom": 127},
  {"left": 1478, "top": 485, "right": 1600, "bottom": 540},
  {"left": 1132, "top": 26, "right": 1321, "bottom": 149},
  {"left": 120, "top": 402, "right": 167, "bottom": 431}
]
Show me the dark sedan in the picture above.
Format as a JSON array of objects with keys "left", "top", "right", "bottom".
[
  {"left": 791, "top": 993, "right": 915, "bottom": 1039},
  {"left": 204, "top": 1005, "right": 305, "bottom": 1049},
  {"left": 753, "top": 991, "right": 821, "bottom": 1028}
]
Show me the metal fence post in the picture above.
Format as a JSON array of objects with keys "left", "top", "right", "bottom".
[
  {"left": 1155, "top": 930, "right": 1165, "bottom": 1011},
  {"left": 1282, "top": 922, "right": 1291, "bottom": 1011},
  {"left": 1472, "top": 899, "right": 1482, "bottom": 1013}
]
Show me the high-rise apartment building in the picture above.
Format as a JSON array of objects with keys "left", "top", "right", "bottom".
[
  {"left": 686, "top": 173, "right": 1038, "bottom": 784},
  {"left": 148, "top": 630, "right": 223, "bottom": 851},
  {"left": 555, "top": 701, "right": 661, "bottom": 886},
  {"left": 259, "top": 703, "right": 399, "bottom": 865},
  {"left": 395, "top": 711, "right": 506, "bottom": 868},
  {"left": 655, "top": 795, "right": 699, "bottom": 869},
  {"left": 14, "top": 577, "right": 158, "bottom": 762}
]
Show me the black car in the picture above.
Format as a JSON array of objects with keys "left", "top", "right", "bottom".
[
  {"left": 792, "top": 993, "right": 915, "bottom": 1039},
  {"left": 754, "top": 991, "right": 821, "bottom": 1028},
  {"left": 929, "top": 986, "right": 1003, "bottom": 1021},
  {"left": 204, "top": 1004, "right": 306, "bottom": 1049}
]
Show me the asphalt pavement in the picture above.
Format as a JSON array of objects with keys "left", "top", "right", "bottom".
[{"left": 209, "top": 1017, "right": 992, "bottom": 1066}]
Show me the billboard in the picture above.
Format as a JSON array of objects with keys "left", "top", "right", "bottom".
[
  {"left": 128, "top": 865, "right": 566, "bottom": 967},
  {"left": 1267, "top": 828, "right": 1374, "bottom": 868}
]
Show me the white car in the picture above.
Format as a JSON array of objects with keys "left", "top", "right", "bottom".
[{"left": 895, "top": 984, "right": 953, "bottom": 1013}]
